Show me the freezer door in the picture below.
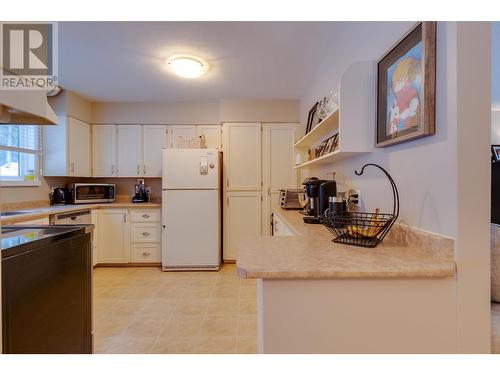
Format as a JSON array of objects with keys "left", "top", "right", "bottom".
[
  {"left": 162, "top": 190, "right": 221, "bottom": 269},
  {"left": 162, "top": 148, "right": 220, "bottom": 189}
]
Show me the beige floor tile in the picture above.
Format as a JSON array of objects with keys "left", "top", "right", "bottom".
[
  {"left": 140, "top": 300, "right": 177, "bottom": 317},
  {"left": 212, "top": 286, "right": 240, "bottom": 299},
  {"left": 93, "top": 265, "right": 257, "bottom": 354},
  {"left": 195, "top": 336, "right": 237, "bottom": 354},
  {"left": 102, "top": 335, "right": 157, "bottom": 354},
  {"left": 160, "top": 315, "right": 204, "bottom": 337},
  {"left": 124, "top": 316, "right": 165, "bottom": 338},
  {"left": 94, "top": 316, "right": 134, "bottom": 338},
  {"left": 206, "top": 297, "right": 240, "bottom": 316},
  {"left": 174, "top": 299, "right": 210, "bottom": 315},
  {"left": 151, "top": 337, "right": 196, "bottom": 354},
  {"left": 199, "top": 316, "right": 238, "bottom": 337},
  {"left": 236, "top": 336, "right": 257, "bottom": 354},
  {"left": 239, "top": 298, "right": 257, "bottom": 315},
  {"left": 238, "top": 315, "right": 257, "bottom": 336}
]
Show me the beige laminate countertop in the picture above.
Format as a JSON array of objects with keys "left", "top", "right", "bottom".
[
  {"left": 1, "top": 202, "right": 161, "bottom": 224},
  {"left": 236, "top": 209, "right": 456, "bottom": 280}
]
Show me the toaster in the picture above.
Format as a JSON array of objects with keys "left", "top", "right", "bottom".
[{"left": 279, "top": 189, "right": 305, "bottom": 210}]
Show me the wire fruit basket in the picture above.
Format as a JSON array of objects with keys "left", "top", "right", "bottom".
[{"left": 320, "top": 163, "right": 399, "bottom": 248}]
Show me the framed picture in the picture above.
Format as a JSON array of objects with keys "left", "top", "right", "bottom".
[
  {"left": 492, "top": 145, "right": 500, "bottom": 162},
  {"left": 306, "top": 102, "right": 318, "bottom": 134},
  {"left": 376, "top": 22, "right": 436, "bottom": 147}
]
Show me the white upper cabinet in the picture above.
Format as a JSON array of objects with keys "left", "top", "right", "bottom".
[
  {"left": 197, "top": 125, "right": 222, "bottom": 149},
  {"left": 43, "top": 116, "right": 91, "bottom": 177},
  {"left": 262, "top": 123, "right": 298, "bottom": 235},
  {"left": 168, "top": 125, "right": 196, "bottom": 148},
  {"left": 116, "top": 125, "right": 142, "bottom": 177},
  {"left": 92, "top": 125, "right": 116, "bottom": 177},
  {"left": 223, "top": 123, "right": 262, "bottom": 190},
  {"left": 143, "top": 125, "right": 167, "bottom": 177}
]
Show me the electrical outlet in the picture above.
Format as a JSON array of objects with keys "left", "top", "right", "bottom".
[{"left": 348, "top": 188, "right": 361, "bottom": 208}]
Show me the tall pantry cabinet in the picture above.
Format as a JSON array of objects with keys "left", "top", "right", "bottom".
[{"left": 222, "top": 122, "right": 297, "bottom": 261}]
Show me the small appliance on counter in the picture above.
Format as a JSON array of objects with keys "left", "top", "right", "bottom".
[
  {"left": 279, "top": 189, "right": 305, "bottom": 210},
  {"left": 132, "top": 179, "right": 151, "bottom": 203},
  {"left": 302, "top": 177, "right": 337, "bottom": 224},
  {"left": 68, "top": 183, "right": 115, "bottom": 204},
  {"left": 49, "top": 187, "right": 69, "bottom": 205}
]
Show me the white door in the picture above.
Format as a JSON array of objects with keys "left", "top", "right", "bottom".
[
  {"left": 223, "top": 123, "right": 262, "bottom": 190},
  {"left": 92, "top": 125, "right": 116, "bottom": 177},
  {"left": 143, "top": 125, "right": 167, "bottom": 177},
  {"left": 162, "top": 148, "right": 219, "bottom": 189},
  {"left": 223, "top": 191, "right": 262, "bottom": 261},
  {"left": 168, "top": 125, "right": 197, "bottom": 148},
  {"left": 117, "top": 125, "right": 142, "bottom": 177},
  {"left": 97, "top": 209, "right": 130, "bottom": 263},
  {"left": 197, "top": 125, "right": 221, "bottom": 149},
  {"left": 262, "top": 123, "right": 298, "bottom": 235},
  {"left": 68, "top": 117, "right": 91, "bottom": 177},
  {"left": 162, "top": 190, "right": 220, "bottom": 268}
]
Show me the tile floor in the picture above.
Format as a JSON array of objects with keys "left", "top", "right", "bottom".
[{"left": 92, "top": 263, "right": 257, "bottom": 354}]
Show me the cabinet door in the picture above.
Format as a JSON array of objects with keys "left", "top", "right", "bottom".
[
  {"left": 116, "top": 125, "right": 142, "bottom": 177},
  {"left": 143, "top": 125, "right": 167, "bottom": 177},
  {"left": 197, "top": 125, "right": 221, "bottom": 149},
  {"left": 262, "top": 123, "right": 298, "bottom": 235},
  {"left": 168, "top": 125, "right": 197, "bottom": 148},
  {"left": 222, "top": 123, "right": 261, "bottom": 190},
  {"left": 68, "top": 117, "right": 91, "bottom": 177},
  {"left": 223, "top": 191, "right": 262, "bottom": 261},
  {"left": 97, "top": 209, "right": 130, "bottom": 263},
  {"left": 92, "top": 125, "right": 116, "bottom": 177}
]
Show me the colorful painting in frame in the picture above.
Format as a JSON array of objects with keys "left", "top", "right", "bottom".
[{"left": 376, "top": 22, "right": 436, "bottom": 147}]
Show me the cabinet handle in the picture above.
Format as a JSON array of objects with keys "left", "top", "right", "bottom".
[
  {"left": 142, "top": 214, "right": 150, "bottom": 219},
  {"left": 143, "top": 165, "right": 146, "bottom": 175},
  {"left": 137, "top": 165, "right": 140, "bottom": 175},
  {"left": 142, "top": 252, "right": 151, "bottom": 257},
  {"left": 71, "top": 162, "right": 75, "bottom": 174},
  {"left": 123, "top": 214, "right": 127, "bottom": 223},
  {"left": 142, "top": 232, "right": 150, "bottom": 236}
]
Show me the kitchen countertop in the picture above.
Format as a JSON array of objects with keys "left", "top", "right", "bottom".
[
  {"left": 236, "top": 209, "right": 456, "bottom": 280},
  {"left": 0, "top": 202, "right": 161, "bottom": 224}
]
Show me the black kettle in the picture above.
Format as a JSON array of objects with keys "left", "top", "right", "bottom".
[{"left": 50, "top": 187, "right": 68, "bottom": 205}]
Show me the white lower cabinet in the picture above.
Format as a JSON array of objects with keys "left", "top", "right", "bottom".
[
  {"left": 96, "top": 209, "right": 130, "bottom": 264},
  {"left": 223, "top": 191, "right": 262, "bottom": 261},
  {"left": 95, "top": 207, "right": 161, "bottom": 265}
]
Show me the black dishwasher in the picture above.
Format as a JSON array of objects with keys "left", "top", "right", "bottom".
[{"left": 1, "top": 225, "right": 93, "bottom": 354}]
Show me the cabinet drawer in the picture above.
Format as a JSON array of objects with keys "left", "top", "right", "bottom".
[
  {"left": 131, "top": 244, "right": 161, "bottom": 263},
  {"left": 130, "top": 209, "right": 161, "bottom": 223},
  {"left": 131, "top": 223, "right": 161, "bottom": 242}
]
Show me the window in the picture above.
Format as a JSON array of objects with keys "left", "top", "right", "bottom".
[{"left": 0, "top": 125, "right": 42, "bottom": 186}]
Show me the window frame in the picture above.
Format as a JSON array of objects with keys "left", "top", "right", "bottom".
[{"left": 0, "top": 125, "right": 42, "bottom": 187}]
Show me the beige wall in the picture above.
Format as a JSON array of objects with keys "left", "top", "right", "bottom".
[
  {"left": 92, "top": 101, "right": 220, "bottom": 124},
  {"left": 219, "top": 99, "right": 299, "bottom": 123}
]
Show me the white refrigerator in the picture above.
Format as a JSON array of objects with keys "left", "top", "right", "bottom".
[{"left": 161, "top": 148, "right": 221, "bottom": 271}]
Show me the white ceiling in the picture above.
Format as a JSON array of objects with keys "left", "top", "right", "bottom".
[{"left": 58, "top": 22, "right": 343, "bottom": 102}]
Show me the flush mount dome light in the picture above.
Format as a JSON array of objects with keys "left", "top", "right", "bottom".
[{"left": 167, "top": 55, "right": 208, "bottom": 79}]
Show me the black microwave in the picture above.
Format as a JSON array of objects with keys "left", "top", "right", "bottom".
[{"left": 68, "top": 183, "right": 115, "bottom": 204}]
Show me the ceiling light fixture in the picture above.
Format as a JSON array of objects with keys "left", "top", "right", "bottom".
[{"left": 167, "top": 55, "right": 208, "bottom": 79}]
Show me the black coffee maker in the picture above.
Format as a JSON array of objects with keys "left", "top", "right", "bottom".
[
  {"left": 302, "top": 177, "right": 337, "bottom": 224},
  {"left": 132, "top": 179, "right": 150, "bottom": 203}
]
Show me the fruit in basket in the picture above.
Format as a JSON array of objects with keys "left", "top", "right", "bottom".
[{"left": 346, "top": 209, "right": 384, "bottom": 239}]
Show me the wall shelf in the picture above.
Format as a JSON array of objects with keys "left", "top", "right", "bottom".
[
  {"left": 294, "top": 108, "right": 339, "bottom": 150},
  {"left": 294, "top": 61, "right": 375, "bottom": 170},
  {"left": 294, "top": 150, "right": 367, "bottom": 169}
]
